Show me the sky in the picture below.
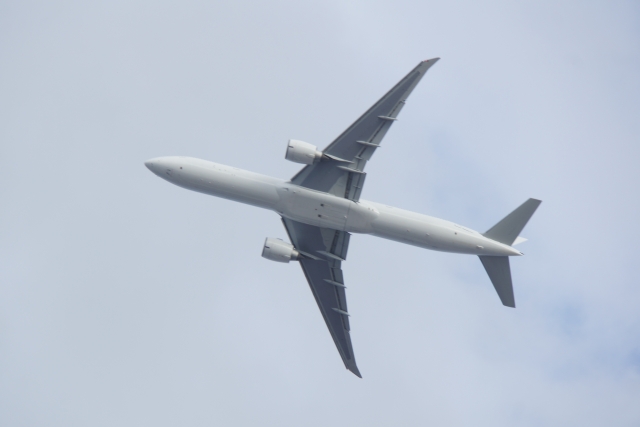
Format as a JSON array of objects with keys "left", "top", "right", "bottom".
[{"left": 1, "top": 1, "right": 639, "bottom": 425}]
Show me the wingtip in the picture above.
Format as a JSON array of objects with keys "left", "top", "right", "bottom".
[
  {"left": 346, "top": 361, "right": 362, "bottom": 378},
  {"left": 349, "top": 366, "right": 363, "bottom": 378},
  {"left": 419, "top": 58, "right": 440, "bottom": 71}
]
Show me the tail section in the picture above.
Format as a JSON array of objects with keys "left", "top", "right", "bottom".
[
  {"left": 481, "top": 198, "right": 541, "bottom": 308},
  {"left": 483, "top": 198, "right": 541, "bottom": 246},
  {"left": 479, "top": 256, "right": 515, "bottom": 307}
]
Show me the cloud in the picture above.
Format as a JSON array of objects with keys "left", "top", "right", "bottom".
[{"left": 1, "top": 1, "right": 639, "bottom": 425}]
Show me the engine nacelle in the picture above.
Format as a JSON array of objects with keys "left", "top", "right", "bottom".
[
  {"left": 262, "top": 238, "right": 300, "bottom": 263},
  {"left": 285, "top": 139, "right": 322, "bottom": 165}
]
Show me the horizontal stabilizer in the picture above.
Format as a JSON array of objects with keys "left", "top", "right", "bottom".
[
  {"left": 484, "top": 198, "right": 541, "bottom": 246},
  {"left": 479, "top": 256, "right": 515, "bottom": 308}
]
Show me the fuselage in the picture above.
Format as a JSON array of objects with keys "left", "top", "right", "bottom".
[{"left": 145, "top": 156, "right": 521, "bottom": 257}]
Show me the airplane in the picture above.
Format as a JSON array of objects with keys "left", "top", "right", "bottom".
[{"left": 145, "top": 58, "right": 541, "bottom": 378}]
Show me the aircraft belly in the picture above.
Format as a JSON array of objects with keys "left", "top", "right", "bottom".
[
  {"left": 367, "top": 203, "right": 494, "bottom": 254},
  {"left": 278, "top": 187, "right": 350, "bottom": 230},
  {"left": 148, "top": 158, "right": 520, "bottom": 256},
  {"left": 173, "top": 161, "right": 281, "bottom": 210}
]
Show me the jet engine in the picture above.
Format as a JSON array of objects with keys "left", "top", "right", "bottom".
[
  {"left": 285, "top": 139, "right": 322, "bottom": 165},
  {"left": 262, "top": 238, "right": 300, "bottom": 263}
]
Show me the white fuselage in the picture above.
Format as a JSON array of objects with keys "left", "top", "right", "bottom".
[{"left": 145, "top": 156, "right": 521, "bottom": 257}]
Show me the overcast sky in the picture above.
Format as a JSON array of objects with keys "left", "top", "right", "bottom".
[{"left": 1, "top": 1, "right": 639, "bottom": 426}]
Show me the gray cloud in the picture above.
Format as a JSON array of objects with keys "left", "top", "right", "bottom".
[{"left": 1, "top": 1, "right": 639, "bottom": 425}]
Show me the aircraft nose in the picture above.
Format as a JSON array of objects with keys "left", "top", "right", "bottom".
[
  {"left": 145, "top": 156, "right": 181, "bottom": 180},
  {"left": 145, "top": 158, "right": 161, "bottom": 173}
]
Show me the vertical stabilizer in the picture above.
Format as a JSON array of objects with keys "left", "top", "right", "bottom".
[
  {"left": 479, "top": 256, "right": 515, "bottom": 307},
  {"left": 483, "top": 198, "right": 541, "bottom": 246}
]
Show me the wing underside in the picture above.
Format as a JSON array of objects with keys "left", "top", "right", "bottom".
[
  {"left": 291, "top": 58, "right": 439, "bottom": 201},
  {"left": 281, "top": 217, "right": 360, "bottom": 377}
]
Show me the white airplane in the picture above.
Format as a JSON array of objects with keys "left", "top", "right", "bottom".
[{"left": 145, "top": 59, "right": 541, "bottom": 377}]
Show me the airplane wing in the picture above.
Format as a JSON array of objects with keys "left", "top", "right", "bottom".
[
  {"left": 281, "top": 217, "right": 361, "bottom": 377},
  {"left": 291, "top": 58, "right": 439, "bottom": 201}
]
